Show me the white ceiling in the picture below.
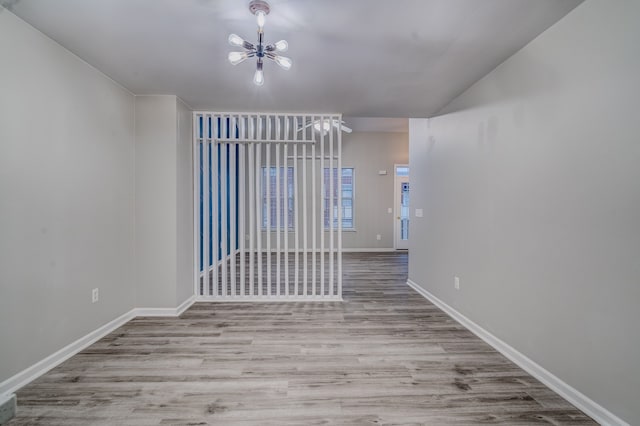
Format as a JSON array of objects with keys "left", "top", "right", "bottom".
[
  {"left": 345, "top": 117, "right": 408, "bottom": 133},
  {"left": 5, "top": 0, "right": 582, "bottom": 117}
]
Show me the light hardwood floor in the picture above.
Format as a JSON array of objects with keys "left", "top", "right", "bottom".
[{"left": 9, "top": 252, "right": 596, "bottom": 425}]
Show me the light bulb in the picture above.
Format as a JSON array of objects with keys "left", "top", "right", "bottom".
[
  {"left": 256, "top": 10, "right": 266, "bottom": 29},
  {"left": 228, "top": 33, "right": 244, "bottom": 47},
  {"left": 253, "top": 69, "right": 264, "bottom": 86},
  {"left": 274, "top": 55, "right": 292, "bottom": 70},
  {"left": 228, "top": 51, "right": 248, "bottom": 65},
  {"left": 313, "top": 120, "right": 331, "bottom": 133},
  {"left": 274, "top": 40, "right": 288, "bottom": 52}
]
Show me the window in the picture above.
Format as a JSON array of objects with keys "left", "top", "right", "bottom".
[
  {"left": 324, "top": 168, "right": 354, "bottom": 229},
  {"left": 261, "top": 167, "right": 294, "bottom": 229},
  {"left": 395, "top": 165, "right": 409, "bottom": 176}
]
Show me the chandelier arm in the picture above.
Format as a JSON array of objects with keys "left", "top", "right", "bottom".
[{"left": 226, "top": 1, "right": 290, "bottom": 85}]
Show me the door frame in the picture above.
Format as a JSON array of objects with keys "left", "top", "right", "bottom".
[{"left": 393, "top": 164, "right": 409, "bottom": 250}]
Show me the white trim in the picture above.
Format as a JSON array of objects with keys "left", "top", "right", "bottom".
[
  {"left": 342, "top": 248, "right": 396, "bottom": 252},
  {"left": 394, "top": 165, "right": 410, "bottom": 250},
  {"left": 0, "top": 393, "right": 16, "bottom": 424},
  {"left": 194, "top": 111, "right": 341, "bottom": 117},
  {"left": 238, "top": 248, "right": 396, "bottom": 253},
  {"left": 192, "top": 110, "right": 199, "bottom": 296},
  {"left": 0, "top": 296, "right": 198, "bottom": 399},
  {"left": 0, "top": 393, "right": 15, "bottom": 407},
  {"left": 214, "top": 138, "right": 316, "bottom": 144},
  {"left": 134, "top": 295, "right": 197, "bottom": 317},
  {"left": 0, "top": 309, "right": 136, "bottom": 397},
  {"left": 406, "top": 279, "right": 629, "bottom": 426},
  {"left": 196, "top": 296, "right": 342, "bottom": 302},
  {"left": 175, "top": 295, "right": 197, "bottom": 316},
  {"left": 196, "top": 113, "right": 343, "bottom": 299}
]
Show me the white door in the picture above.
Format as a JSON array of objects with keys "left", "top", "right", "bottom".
[{"left": 394, "top": 174, "right": 410, "bottom": 249}]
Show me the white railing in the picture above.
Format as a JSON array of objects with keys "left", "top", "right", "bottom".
[{"left": 193, "top": 112, "right": 343, "bottom": 300}]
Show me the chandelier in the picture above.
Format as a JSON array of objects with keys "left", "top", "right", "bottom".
[{"left": 227, "top": 0, "right": 292, "bottom": 86}]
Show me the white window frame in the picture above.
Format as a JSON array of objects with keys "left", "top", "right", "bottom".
[
  {"left": 324, "top": 167, "right": 355, "bottom": 230},
  {"left": 394, "top": 164, "right": 410, "bottom": 249},
  {"left": 261, "top": 166, "right": 295, "bottom": 230}
]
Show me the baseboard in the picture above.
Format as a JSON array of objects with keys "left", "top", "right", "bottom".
[
  {"left": 0, "top": 393, "right": 16, "bottom": 425},
  {"left": 0, "top": 308, "right": 137, "bottom": 398},
  {"left": 134, "top": 295, "right": 196, "bottom": 317},
  {"left": 342, "top": 248, "right": 396, "bottom": 252},
  {"left": 0, "top": 295, "right": 198, "bottom": 401},
  {"left": 406, "top": 279, "right": 629, "bottom": 426},
  {"left": 175, "top": 295, "right": 197, "bottom": 315}
]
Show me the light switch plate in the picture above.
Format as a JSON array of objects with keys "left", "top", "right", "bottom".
[{"left": 415, "top": 209, "right": 424, "bottom": 217}]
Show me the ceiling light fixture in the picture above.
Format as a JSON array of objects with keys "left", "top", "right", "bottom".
[
  {"left": 298, "top": 119, "right": 353, "bottom": 135},
  {"left": 227, "top": 0, "right": 292, "bottom": 86}
]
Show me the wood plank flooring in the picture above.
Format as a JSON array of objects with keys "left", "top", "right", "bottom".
[{"left": 9, "top": 252, "right": 596, "bottom": 425}]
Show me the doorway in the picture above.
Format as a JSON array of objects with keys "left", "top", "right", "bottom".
[{"left": 394, "top": 165, "right": 409, "bottom": 250}]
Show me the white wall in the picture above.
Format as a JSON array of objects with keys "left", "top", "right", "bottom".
[
  {"left": 134, "top": 96, "right": 178, "bottom": 307},
  {"left": 176, "top": 99, "right": 194, "bottom": 304},
  {"left": 342, "top": 131, "right": 408, "bottom": 249},
  {"left": 135, "top": 96, "right": 193, "bottom": 308},
  {"left": 0, "top": 10, "right": 136, "bottom": 382},
  {"left": 409, "top": 1, "right": 640, "bottom": 424}
]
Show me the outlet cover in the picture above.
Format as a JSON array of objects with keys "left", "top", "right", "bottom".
[
  {"left": 92, "top": 288, "right": 99, "bottom": 303},
  {"left": 376, "top": 234, "right": 381, "bottom": 241},
  {"left": 454, "top": 276, "right": 460, "bottom": 290}
]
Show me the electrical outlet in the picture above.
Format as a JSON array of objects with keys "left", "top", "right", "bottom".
[
  {"left": 387, "top": 207, "right": 392, "bottom": 214},
  {"left": 92, "top": 288, "right": 99, "bottom": 303},
  {"left": 454, "top": 276, "right": 460, "bottom": 290},
  {"left": 376, "top": 234, "right": 381, "bottom": 241}
]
